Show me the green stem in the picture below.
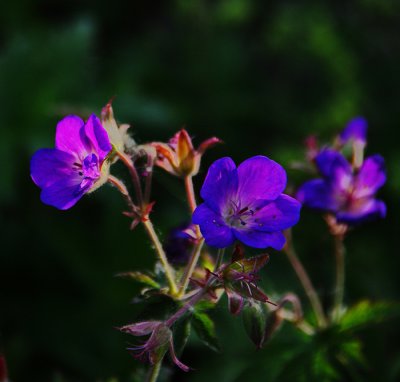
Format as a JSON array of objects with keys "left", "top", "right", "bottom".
[
  {"left": 142, "top": 219, "right": 178, "bottom": 296},
  {"left": 284, "top": 229, "right": 327, "bottom": 328},
  {"left": 147, "top": 361, "right": 162, "bottom": 382},
  {"left": 178, "top": 239, "right": 205, "bottom": 297},
  {"left": 332, "top": 235, "right": 345, "bottom": 322},
  {"left": 214, "top": 248, "right": 225, "bottom": 271}
]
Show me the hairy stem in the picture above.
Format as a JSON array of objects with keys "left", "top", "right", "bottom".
[
  {"left": 184, "top": 175, "right": 197, "bottom": 213},
  {"left": 166, "top": 289, "right": 206, "bottom": 327},
  {"left": 107, "top": 175, "right": 135, "bottom": 209},
  {"left": 284, "top": 229, "right": 327, "bottom": 328},
  {"left": 147, "top": 360, "right": 162, "bottom": 382},
  {"left": 332, "top": 235, "right": 345, "bottom": 322},
  {"left": 178, "top": 239, "right": 205, "bottom": 297},
  {"left": 177, "top": 175, "right": 204, "bottom": 297},
  {"left": 117, "top": 151, "right": 144, "bottom": 207},
  {"left": 142, "top": 219, "right": 178, "bottom": 296}
]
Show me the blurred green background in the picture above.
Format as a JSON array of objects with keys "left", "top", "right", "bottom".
[{"left": 1, "top": 0, "right": 400, "bottom": 381}]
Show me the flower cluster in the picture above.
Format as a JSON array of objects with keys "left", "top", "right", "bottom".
[
  {"left": 29, "top": 105, "right": 388, "bottom": 381},
  {"left": 297, "top": 117, "right": 386, "bottom": 225}
]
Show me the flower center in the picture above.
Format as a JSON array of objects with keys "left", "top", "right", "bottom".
[
  {"left": 72, "top": 153, "right": 101, "bottom": 190},
  {"left": 225, "top": 200, "right": 255, "bottom": 227},
  {"left": 82, "top": 153, "right": 101, "bottom": 180}
]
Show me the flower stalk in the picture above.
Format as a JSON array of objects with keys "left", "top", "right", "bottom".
[
  {"left": 284, "top": 229, "right": 327, "bottom": 328},
  {"left": 142, "top": 219, "right": 178, "bottom": 296},
  {"left": 147, "top": 361, "right": 162, "bottom": 382},
  {"left": 332, "top": 234, "right": 346, "bottom": 322}
]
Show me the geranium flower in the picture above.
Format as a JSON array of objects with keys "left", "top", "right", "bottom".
[
  {"left": 31, "top": 115, "right": 112, "bottom": 210},
  {"left": 296, "top": 149, "right": 386, "bottom": 224},
  {"left": 192, "top": 156, "right": 301, "bottom": 249}
]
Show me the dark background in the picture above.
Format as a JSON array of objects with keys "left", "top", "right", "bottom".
[{"left": 1, "top": 0, "right": 400, "bottom": 381}]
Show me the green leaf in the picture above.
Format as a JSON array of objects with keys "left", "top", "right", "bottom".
[
  {"left": 312, "top": 349, "right": 340, "bottom": 381},
  {"left": 116, "top": 271, "right": 160, "bottom": 289},
  {"left": 173, "top": 314, "right": 192, "bottom": 356},
  {"left": 192, "top": 312, "right": 221, "bottom": 352},
  {"left": 242, "top": 300, "right": 266, "bottom": 348},
  {"left": 339, "top": 339, "right": 365, "bottom": 366},
  {"left": 340, "top": 300, "right": 400, "bottom": 333}
]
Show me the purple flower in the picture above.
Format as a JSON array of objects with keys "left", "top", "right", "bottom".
[
  {"left": 192, "top": 156, "right": 301, "bottom": 249},
  {"left": 297, "top": 149, "right": 386, "bottom": 224},
  {"left": 339, "top": 116, "right": 367, "bottom": 146},
  {"left": 31, "top": 115, "right": 112, "bottom": 210}
]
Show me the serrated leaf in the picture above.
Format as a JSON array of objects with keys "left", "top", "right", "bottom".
[
  {"left": 242, "top": 301, "right": 266, "bottom": 348},
  {"left": 192, "top": 312, "right": 221, "bottom": 352},
  {"left": 117, "top": 271, "right": 160, "bottom": 289},
  {"left": 340, "top": 300, "right": 400, "bottom": 333}
]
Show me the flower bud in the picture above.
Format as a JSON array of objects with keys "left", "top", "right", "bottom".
[
  {"left": 242, "top": 300, "right": 266, "bottom": 349},
  {"left": 152, "top": 129, "right": 221, "bottom": 177}
]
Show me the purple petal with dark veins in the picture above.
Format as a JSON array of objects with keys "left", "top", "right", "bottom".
[
  {"left": 55, "top": 115, "right": 87, "bottom": 158},
  {"left": 336, "top": 199, "right": 386, "bottom": 224},
  {"left": 199, "top": 157, "right": 238, "bottom": 213},
  {"left": 249, "top": 194, "right": 301, "bottom": 232},
  {"left": 83, "top": 114, "right": 112, "bottom": 162},
  {"left": 237, "top": 155, "right": 287, "bottom": 205},
  {"left": 233, "top": 229, "right": 286, "bottom": 250},
  {"left": 340, "top": 116, "right": 367, "bottom": 145},
  {"left": 354, "top": 155, "right": 386, "bottom": 198},
  {"left": 192, "top": 203, "right": 235, "bottom": 248},
  {"left": 40, "top": 175, "right": 90, "bottom": 210},
  {"left": 30, "top": 148, "right": 76, "bottom": 188}
]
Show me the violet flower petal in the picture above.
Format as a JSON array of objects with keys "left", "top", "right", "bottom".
[
  {"left": 237, "top": 155, "right": 287, "bottom": 205},
  {"left": 233, "top": 229, "right": 286, "bottom": 250},
  {"left": 250, "top": 194, "right": 301, "bottom": 232},
  {"left": 315, "top": 149, "right": 351, "bottom": 180},
  {"left": 336, "top": 199, "right": 386, "bottom": 224},
  {"left": 354, "top": 155, "right": 386, "bottom": 198},
  {"left": 40, "top": 176, "right": 90, "bottom": 210},
  {"left": 340, "top": 116, "right": 367, "bottom": 145},
  {"left": 200, "top": 157, "right": 238, "bottom": 213},
  {"left": 192, "top": 204, "right": 235, "bottom": 248},
  {"left": 296, "top": 179, "right": 338, "bottom": 211},
  {"left": 55, "top": 115, "right": 87, "bottom": 158},
  {"left": 83, "top": 114, "right": 112, "bottom": 162},
  {"left": 30, "top": 148, "right": 76, "bottom": 188}
]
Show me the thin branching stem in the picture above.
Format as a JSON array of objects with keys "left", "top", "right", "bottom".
[
  {"left": 147, "top": 360, "right": 162, "bottom": 382},
  {"left": 142, "top": 219, "right": 178, "bottom": 296},
  {"left": 284, "top": 229, "right": 327, "bottom": 328},
  {"left": 184, "top": 175, "right": 197, "bottom": 213},
  {"left": 332, "top": 234, "right": 345, "bottom": 322},
  {"left": 178, "top": 238, "right": 205, "bottom": 297},
  {"left": 107, "top": 175, "right": 135, "bottom": 210},
  {"left": 117, "top": 151, "right": 144, "bottom": 207}
]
